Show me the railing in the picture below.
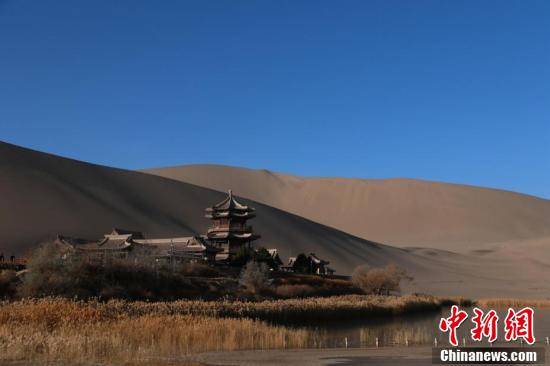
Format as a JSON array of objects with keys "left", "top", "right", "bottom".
[{"left": 207, "top": 225, "right": 253, "bottom": 233}]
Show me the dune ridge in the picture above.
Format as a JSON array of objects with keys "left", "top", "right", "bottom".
[{"left": 144, "top": 164, "right": 550, "bottom": 252}]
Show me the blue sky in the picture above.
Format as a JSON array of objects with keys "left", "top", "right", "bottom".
[{"left": 0, "top": 1, "right": 549, "bottom": 198}]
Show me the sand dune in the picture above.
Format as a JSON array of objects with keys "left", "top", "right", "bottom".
[
  {"left": 1, "top": 142, "right": 549, "bottom": 297},
  {"left": 144, "top": 164, "right": 550, "bottom": 252},
  {"left": 0, "top": 142, "right": 431, "bottom": 280}
]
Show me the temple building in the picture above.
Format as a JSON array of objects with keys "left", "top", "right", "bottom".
[
  {"left": 51, "top": 191, "right": 338, "bottom": 275},
  {"left": 281, "top": 253, "right": 335, "bottom": 275},
  {"left": 56, "top": 190, "right": 262, "bottom": 264},
  {"left": 205, "top": 190, "right": 260, "bottom": 260},
  {"left": 56, "top": 228, "right": 221, "bottom": 263}
]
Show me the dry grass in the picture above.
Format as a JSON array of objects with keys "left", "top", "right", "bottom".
[
  {"left": 6, "top": 294, "right": 444, "bottom": 323},
  {"left": 477, "top": 298, "right": 550, "bottom": 308},
  {"left": 438, "top": 296, "right": 475, "bottom": 307},
  {"left": 272, "top": 273, "right": 358, "bottom": 298},
  {"left": 0, "top": 316, "right": 309, "bottom": 363},
  {"left": 0, "top": 295, "right": 455, "bottom": 364},
  {"left": 0, "top": 298, "right": 310, "bottom": 364}
]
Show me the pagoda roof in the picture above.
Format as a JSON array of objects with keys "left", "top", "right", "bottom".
[
  {"left": 207, "top": 232, "right": 260, "bottom": 240},
  {"left": 205, "top": 211, "right": 256, "bottom": 219},
  {"left": 206, "top": 190, "right": 255, "bottom": 213}
]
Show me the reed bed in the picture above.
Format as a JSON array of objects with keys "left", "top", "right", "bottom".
[
  {"left": 0, "top": 315, "right": 310, "bottom": 364},
  {"left": 0, "top": 301, "right": 310, "bottom": 364},
  {"left": 477, "top": 298, "right": 550, "bottom": 308},
  {"left": 0, "top": 295, "right": 451, "bottom": 364},
  {"left": 0, "top": 294, "right": 446, "bottom": 325}
]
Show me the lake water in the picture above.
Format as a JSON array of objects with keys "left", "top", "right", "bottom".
[{"left": 300, "top": 308, "right": 550, "bottom": 348}]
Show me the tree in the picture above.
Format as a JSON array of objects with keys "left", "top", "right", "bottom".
[
  {"left": 272, "top": 253, "right": 283, "bottom": 268},
  {"left": 292, "top": 253, "right": 312, "bottom": 274},
  {"left": 18, "top": 241, "right": 199, "bottom": 300},
  {"left": 253, "top": 247, "right": 280, "bottom": 270},
  {"left": 18, "top": 241, "right": 84, "bottom": 298},
  {"left": 352, "top": 264, "right": 411, "bottom": 295},
  {"left": 239, "top": 261, "right": 269, "bottom": 294},
  {"left": 231, "top": 246, "right": 253, "bottom": 266}
]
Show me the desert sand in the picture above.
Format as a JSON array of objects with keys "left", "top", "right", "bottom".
[
  {"left": 144, "top": 164, "right": 550, "bottom": 295},
  {"left": 1, "top": 141, "right": 550, "bottom": 297},
  {"left": 144, "top": 164, "right": 550, "bottom": 252}
]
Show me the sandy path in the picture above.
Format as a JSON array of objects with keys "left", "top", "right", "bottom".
[
  {"left": 193, "top": 347, "right": 434, "bottom": 366},
  {"left": 193, "top": 346, "right": 550, "bottom": 366}
]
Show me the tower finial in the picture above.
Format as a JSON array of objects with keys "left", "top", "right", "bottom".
[{"left": 228, "top": 189, "right": 233, "bottom": 198}]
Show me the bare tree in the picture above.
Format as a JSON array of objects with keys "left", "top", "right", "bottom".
[
  {"left": 239, "top": 261, "right": 269, "bottom": 294},
  {"left": 352, "top": 264, "right": 411, "bottom": 295}
]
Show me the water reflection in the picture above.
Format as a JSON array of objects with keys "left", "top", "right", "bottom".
[{"left": 298, "top": 308, "right": 550, "bottom": 348}]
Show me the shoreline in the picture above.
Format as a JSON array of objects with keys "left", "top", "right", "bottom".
[{"left": 192, "top": 346, "right": 433, "bottom": 366}]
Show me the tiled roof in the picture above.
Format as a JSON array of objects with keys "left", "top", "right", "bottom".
[{"left": 206, "top": 190, "right": 255, "bottom": 212}]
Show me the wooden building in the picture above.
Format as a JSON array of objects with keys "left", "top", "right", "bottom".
[
  {"left": 309, "top": 253, "right": 335, "bottom": 275},
  {"left": 56, "top": 190, "right": 262, "bottom": 264},
  {"left": 281, "top": 253, "right": 335, "bottom": 276},
  {"left": 205, "top": 190, "right": 260, "bottom": 260},
  {"left": 56, "top": 228, "right": 221, "bottom": 263}
]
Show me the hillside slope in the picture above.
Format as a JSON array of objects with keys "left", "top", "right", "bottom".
[
  {"left": 1, "top": 142, "right": 549, "bottom": 297},
  {"left": 0, "top": 142, "right": 429, "bottom": 279},
  {"left": 144, "top": 164, "right": 550, "bottom": 251}
]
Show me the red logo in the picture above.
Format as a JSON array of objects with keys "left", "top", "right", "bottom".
[
  {"left": 504, "top": 307, "right": 535, "bottom": 344},
  {"left": 470, "top": 307, "right": 498, "bottom": 343},
  {"left": 439, "top": 306, "right": 535, "bottom": 345},
  {"left": 439, "top": 305, "right": 469, "bottom": 346}
]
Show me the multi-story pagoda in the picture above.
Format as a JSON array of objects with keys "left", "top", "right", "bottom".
[{"left": 205, "top": 190, "right": 260, "bottom": 259}]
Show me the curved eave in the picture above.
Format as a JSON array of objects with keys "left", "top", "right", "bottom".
[
  {"left": 205, "top": 207, "right": 255, "bottom": 213},
  {"left": 207, "top": 233, "right": 260, "bottom": 240},
  {"left": 210, "top": 191, "right": 251, "bottom": 211},
  {"left": 205, "top": 213, "right": 256, "bottom": 219}
]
